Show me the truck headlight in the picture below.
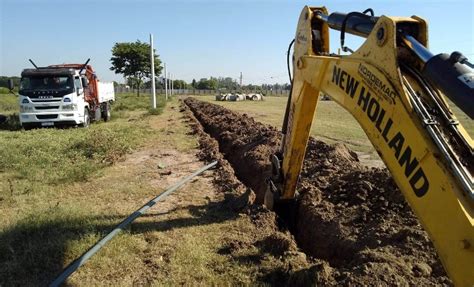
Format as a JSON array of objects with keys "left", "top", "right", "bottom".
[
  {"left": 20, "top": 105, "right": 33, "bottom": 112},
  {"left": 62, "top": 104, "right": 77, "bottom": 111}
]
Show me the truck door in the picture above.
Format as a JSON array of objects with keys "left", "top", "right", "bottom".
[
  {"left": 74, "top": 76, "right": 85, "bottom": 116},
  {"left": 75, "top": 76, "right": 83, "bottom": 96}
]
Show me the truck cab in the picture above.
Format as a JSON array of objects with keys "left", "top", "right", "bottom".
[
  {"left": 19, "top": 68, "right": 89, "bottom": 128},
  {"left": 17, "top": 63, "right": 114, "bottom": 129}
]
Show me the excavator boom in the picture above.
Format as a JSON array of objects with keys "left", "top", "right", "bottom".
[{"left": 269, "top": 6, "right": 474, "bottom": 286}]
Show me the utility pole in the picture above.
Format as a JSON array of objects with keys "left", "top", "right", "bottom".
[
  {"left": 149, "top": 34, "right": 156, "bottom": 109},
  {"left": 171, "top": 74, "right": 174, "bottom": 95},
  {"left": 240, "top": 72, "right": 243, "bottom": 87},
  {"left": 164, "top": 63, "right": 168, "bottom": 101},
  {"left": 168, "top": 72, "right": 171, "bottom": 96}
]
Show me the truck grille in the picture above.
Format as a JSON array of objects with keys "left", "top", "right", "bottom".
[
  {"left": 35, "top": 106, "right": 59, "bottom": 110},
  {"left": 36, "top": 114, "right": 58, "bottom": 120},
  {"left": 31, "top": 98, "right": 62, "bottom": 103}
]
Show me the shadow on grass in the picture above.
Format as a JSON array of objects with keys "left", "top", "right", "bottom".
[
  {"left": 130, "top": 200, "right": 236, "bottom": 235},
  {"left": 0, "top": 114, "right": 21, "bottom": 131},
  {"left": 0, "top": 213, "right": 111, "bottom": 286},
  {"left": 0, "top": 195, "right": 241, "bottom": 286}
]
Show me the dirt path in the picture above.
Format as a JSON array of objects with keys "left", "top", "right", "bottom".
[{"left": 183, "top": 97, "right": 452, "bottom": 286}]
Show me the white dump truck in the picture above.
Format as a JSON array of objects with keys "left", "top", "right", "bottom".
[{"left": 10, "top": 59, "right": 115, "bottom": 129}]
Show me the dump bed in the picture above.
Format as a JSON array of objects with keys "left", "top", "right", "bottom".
[{"left": 97, "top": 82, "right": 115, "bottom": 103}]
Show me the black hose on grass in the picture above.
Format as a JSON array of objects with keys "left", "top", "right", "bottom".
[{"left": 50, "top": 160, "right": 218, "bottom": 287}]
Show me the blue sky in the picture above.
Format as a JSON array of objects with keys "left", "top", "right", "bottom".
[{"left": 1, "top": 0, "right": 473, "bottom": 84}]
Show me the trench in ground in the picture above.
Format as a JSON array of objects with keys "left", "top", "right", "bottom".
[{"left": 183, "top": 97, "right": 451, "bottom": 286}]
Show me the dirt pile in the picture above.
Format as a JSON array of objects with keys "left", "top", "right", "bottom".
[{"left": 183, "top": 97, "right": 451, "bottom": 286}]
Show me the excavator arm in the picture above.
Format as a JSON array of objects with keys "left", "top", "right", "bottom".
[{"left": 268, "top": 6, "right": 474, "bottom": 286}]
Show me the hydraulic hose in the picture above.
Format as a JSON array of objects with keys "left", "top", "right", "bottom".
[{"left": 315, "top": 11, "right": 474, "bottom": 119}]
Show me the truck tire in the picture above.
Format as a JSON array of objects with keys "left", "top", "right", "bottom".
[
  {"left": 102, "top": 102, "right": 111, "bottom": 122},
  {"left": 81, "top": 108, "right": 90, "bottom": 128}
]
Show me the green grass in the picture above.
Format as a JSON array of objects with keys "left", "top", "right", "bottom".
[
  {"left": 0, "top": 93, "right": 165, "bottom": 216},
  {"left": 0, "top": 92, "right": 166, "bottom": 222},
  {"left": 0, "top": 95, "right": 269, "bottom": 286},
  {"left": 0, "top": 91, "right": 470, "bottom": 285},
  {"left": 113, "top": 92, "right": 167, "bottom": 112},
  {"left": 0, "top": 93, "right": 167, "bottom": 186},
  {"left": 0, "top": 207, "right": 109, "bottom": 285},
  {"left": 0, "top": 92, "right": 18, "bottom": 114},
  {"left": 0, "top": 124, "right": 144, "bottom": 184},
  {"left": 0, "top": 92, "right": 187, "bottom": 285}
]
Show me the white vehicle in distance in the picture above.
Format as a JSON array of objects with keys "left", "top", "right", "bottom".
[{"left": 11, "top": 59, "right": 114, "bottom": 129}]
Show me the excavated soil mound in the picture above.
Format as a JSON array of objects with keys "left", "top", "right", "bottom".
[{"left": 183, "top": 97, "right": 451, "bottom": 286}]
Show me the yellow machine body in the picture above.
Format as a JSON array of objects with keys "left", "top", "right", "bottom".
[{"left": 280, "top": 6, "right": 474, "bottom": 286}]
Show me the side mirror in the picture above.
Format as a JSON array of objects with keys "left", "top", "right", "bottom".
[
  {"left": 81, "top": 77, "right": 89, "bottom": 88},
  {"left": 8, "top": 79, "right": 14, "bottom": 91}
]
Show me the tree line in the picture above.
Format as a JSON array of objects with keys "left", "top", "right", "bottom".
[
  {"left": 137, "top": 77, "right": 290, "bottom": 92},
  {"left": 110, "top": 40, "right": 290, "bottom": 95}
]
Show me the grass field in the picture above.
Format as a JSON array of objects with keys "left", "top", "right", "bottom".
[
  {"left": 0, "top": 92, "right": 286, "bottom": 285},
  {"left": 0, "top": 92, "right": 472, "bottom": 285},
  {"left": 0, "top": 92, "right": 169, "bottom": 285},
  {"left": 193, "top": 95, "right": 473, "bottom": 161}
]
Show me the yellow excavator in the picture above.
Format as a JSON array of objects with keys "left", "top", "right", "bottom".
[{"left": 266, "top": 6, "right": 474, "bottom": 286}]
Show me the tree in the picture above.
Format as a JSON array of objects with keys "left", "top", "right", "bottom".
[
  {"left": 217, "top": 77, "right": 239, "bottom": 90},
  {"left": 196, "top": 78, "right": 208, "bottom": 89},
  {"left": 208, "top": 77, "right": 218, "bottom": 90},
  {"left": 172, "top": 80, "right": 188, "bottom": 89},
  {"left": 143, "top": 79, "right": 164, "bottom": 89},
  {"left": 110, "top": 40, "right": 162, "bottom": 96},
  {"left": 196, "top": 78, "right": 218, "bottom": 90}
]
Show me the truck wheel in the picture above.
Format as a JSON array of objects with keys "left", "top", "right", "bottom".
[
  {"left": 102, "top": 103, "right": 111, "bottom": 122},
  {"left": 81, "top": 108, "right": 90, "bottom": 128}
]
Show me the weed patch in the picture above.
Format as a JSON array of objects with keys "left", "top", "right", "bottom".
[
  {"left": 113, "top": 93, "right": 166, "bottom": 112},
  {"left": 0, "top": 119, "right": 150, "bottom": 185},
  {"left": 70, "top": 128, "right": 136, "bottom": 164},
  {"left": 0, "top": 93, "right": 18, "bottom": 114}
]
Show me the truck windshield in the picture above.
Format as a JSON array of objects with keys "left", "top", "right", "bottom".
[{"left": 20, "top": 76, "right": 73, "bottom": 92}]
